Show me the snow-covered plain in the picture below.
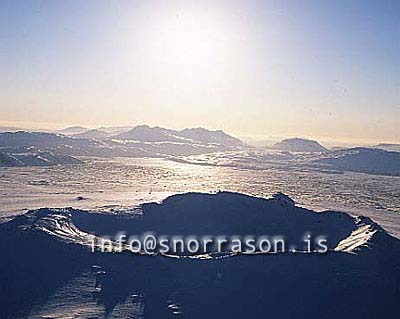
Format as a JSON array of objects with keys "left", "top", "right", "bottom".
[
  {"left": 1, "top": 157, "right": 399, "bottom": 237},
  {"left": 0, "top": 155, "right": 399, "bottom": 318}
]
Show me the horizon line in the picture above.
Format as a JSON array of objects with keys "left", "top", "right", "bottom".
[{"left": 0, "top": 120, "right": 398, "bottom": 148}]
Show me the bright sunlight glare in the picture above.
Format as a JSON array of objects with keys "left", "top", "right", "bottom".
[{"left": 137, "top": 4, "right": 240, "bottom": 78}]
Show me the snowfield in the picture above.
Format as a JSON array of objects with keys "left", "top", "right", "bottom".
[{"left": 0, "top": 128, "right": 399, "bottom": 318}]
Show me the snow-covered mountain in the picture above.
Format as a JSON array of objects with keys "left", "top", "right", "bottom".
[
  {"left": 0, "top": 127, "right": 244, "bottom": 159},
  {"left": 174, "top": 146, "right": 400, "bottom": 176},
  {"left": 0, "top": 149, "right": 82, "bottom": 167},
  {"left": 96, "top": 126, "right": 134, "bottom": 134},
  {"left": 59, "top": 126, "right": 89, "bottom": 135},
  {"left": 1, "top": 130, "right": 398, "bottom": 175},
  {"left": 374, "top": 143, "right": 400, "bottom": 152},
  {"left": 0, "top": 132, "right": 118, "bottom": 163},
  {"left": 0, "top": 131, "right": 97, "bottom": 148},
  {"left": 272, "top": 138, "right": 328, "bottom": 152},
  {"left": 179, "top": 127, "right": 243, "bottom": 147},
  {"left": 314, "top": 147, "right": 400, "bottom": 176},
  {"left": 0, "top": 192, "right": 398, "bottom": 318},
  {"left": 114, "top": 125, "right": 243, "bottom": 147},
  {"left": 73, "top": 129, "right": 110, "bottom": 140},
  {"left": 0, "top": 126, "right": 21, "bottom": 132},
  {"left": 114, "top": 125, "right": 185, "bottom": 143}
]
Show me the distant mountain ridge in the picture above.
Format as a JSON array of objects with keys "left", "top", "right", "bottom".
[
  {"left": 73, "top": 128, "right": 110, "bottom": 140},
  {"left": 114, "top": 125, "right": 185, "bottom": 143},
  {"left": 113, "top": 125, "right": 243, "bottom": 147},
  {"left": 272, "top": 138, "right": 328, "bottom": 152},
  {"left": 59, "top": 124, "right": 242, "bottom": 147},
  {"left": 179, "top": 127, "right": 242, "bottom": 146},
  {"left": 314, "top": 147, "right": 400, "bottom": 176},
  {"left": 0, "top": 126, "right": 244, "bottom": 162},
  {"left": 374, "top": 143, "right": 400, "bottom": 152},
  {"left": 0, "top": 126, "right": 21, "bottom": 132},
  {"left": 0, "top": 131, "right": 97, "bottom": 148},
  {"left": 0, "top": 149, "right": 82, "bottom": 167},
  {"left": 59, "top": 126, "right": 88, "bottom": 135},
  {"left": 1, "top": 129, "right": 398, "bottom": 175}
]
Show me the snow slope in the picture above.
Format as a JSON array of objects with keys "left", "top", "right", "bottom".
[
  {"left": 0, "top": 149, "right": 82, "bottom": 167},
  {"left": 315, "top": 147, "right": 400, "bottom": 176}
]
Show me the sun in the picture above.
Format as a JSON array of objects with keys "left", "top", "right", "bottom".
[
  {"left": 157, "top": 12, "right": 225, "bottom": 65},
  {"left": 127, "top": 2, "right": 244, "bottom": 95},
  {"left": 142, "top": 6, "right": 233, "bottom": 72}
]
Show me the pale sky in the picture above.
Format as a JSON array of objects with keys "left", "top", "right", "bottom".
[{"left": 1, "top": 0, "right": 399, "bottom": 144}]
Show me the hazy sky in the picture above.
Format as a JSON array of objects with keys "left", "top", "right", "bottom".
[{"left": 1, "top": 0, "right": 399, "bottom": 144}]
